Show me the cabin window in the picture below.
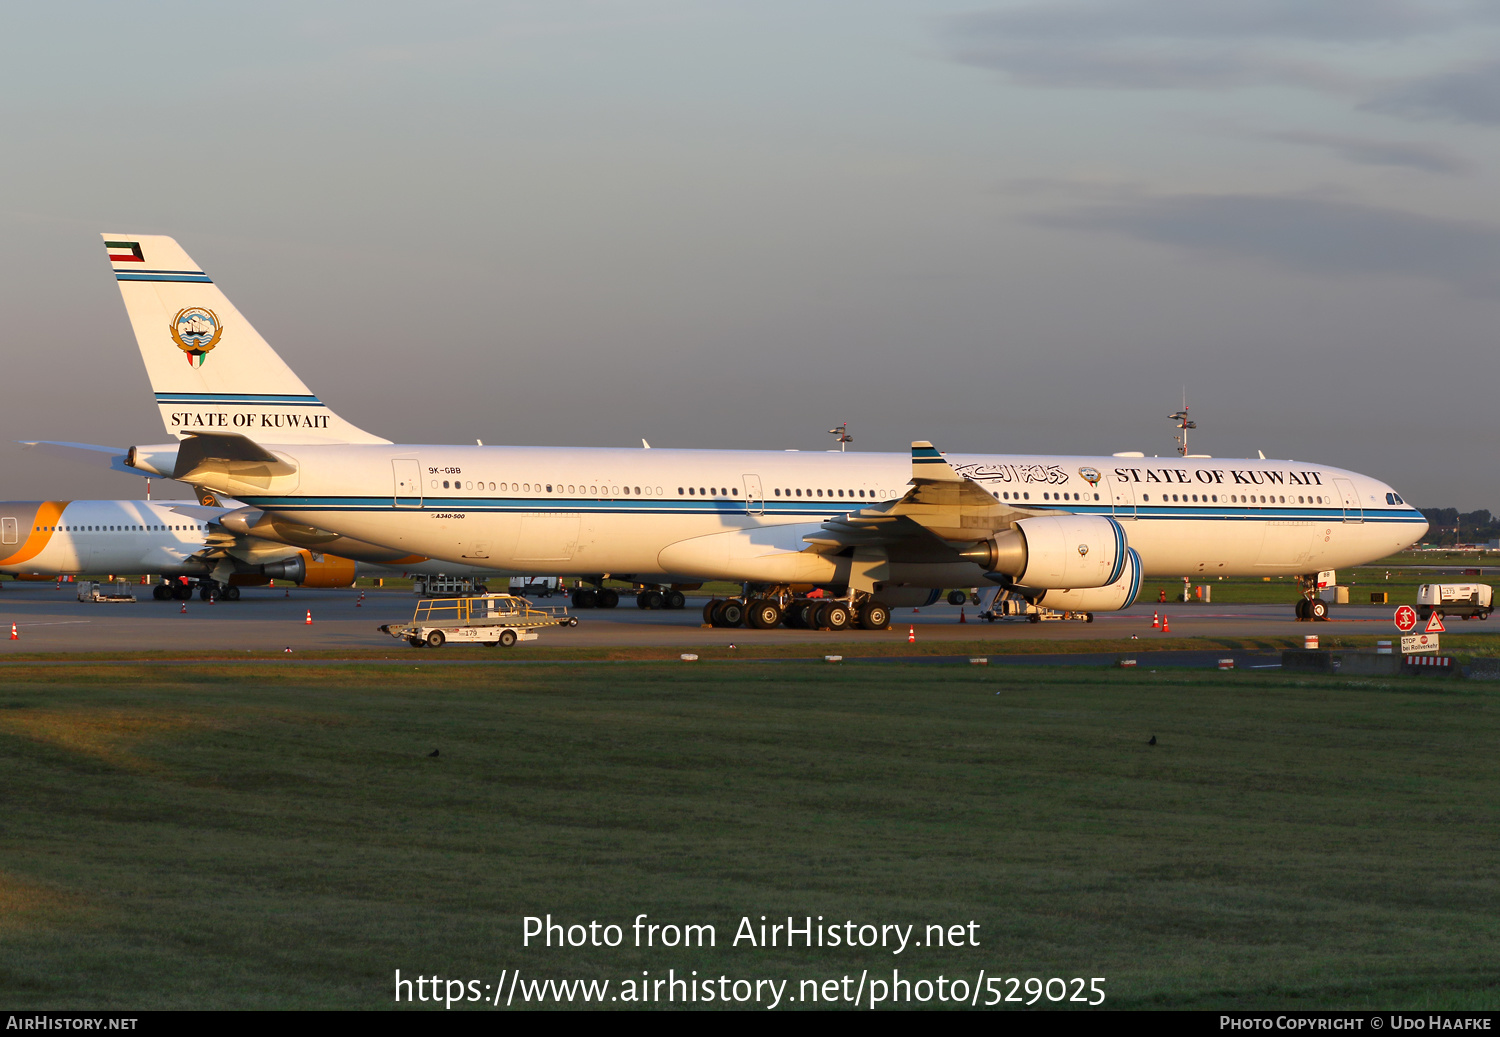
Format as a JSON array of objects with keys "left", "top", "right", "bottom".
[
  {"left": 774, "top": 488, "right": 781, "bottom": 496},
  {"left": 1142, "top": 495, "right": 1149, "bottom": 502},
  {"left": 635, "top": 486, "right": 642, "bottom": 495},
  {"left": 688, "top": 487, "right": 694, "bottom": 495},
  {"left": 621, "top": 486, "right": 630, "bottom": 495},
  {"left": 1023, "top": 492, "right": 1029, "bottom": 500}
]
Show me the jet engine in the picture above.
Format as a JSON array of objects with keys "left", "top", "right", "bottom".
[
  {"left": 1033, "top": 548, "right": 1142, "bottom": 613},
  {"left": 259, "top": 551, "right": 358, "bottom": 588},
  {"left": 959, "top": 514, "right": 1128, "bottom": 589}
]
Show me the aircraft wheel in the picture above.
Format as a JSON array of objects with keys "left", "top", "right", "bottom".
[
  {"left": 598, "top": 588, "right": 619, "bottom": 609},
  {"left": 716, "top": 599, "right": 745, "bottom": 628},
  {"left": 644, "top": 590, "right": 664, "bottom": 609},
  {"left": 199, "top": 585, "right": 216, "bottom": 601},
  {"left": 860, "top": 601, "right": 891, "bottom": 630},
  {"left": 172, "top": 584, "right": 192, "bottom": 600},
  {"left": 811, "top": 603, "right": 831, "bottom": 630},
  {"left": 426, "top": 630, "right": 445, "bottom": 648},
  {"left": 782, "top": 602, "right": 805, "bottom": 629},
  {"left": 947, "top": 590, "right": 966, "bottom": 606},
  {"left": 824, "top": 603, "right": 851, "bottom": 631},
  {"left": 748, "top": 599, "right": 782, "bottom": 630},
  {"left": 499, "top": 629, "right": 518, "bottom": 647},
  {"left": 1295, "top": 598, "right": 1310, "bottom": 620},
  {"left": 703, "top": 599, "right": 722, "bottom": 625},
  {"left": 223, "top": 585, "right": 241, "bottom": 601},
  {"left": 1309, "top": 598, "right": 1329, "bottom": 621},
  {"left": 153, "top": 584, "right": 171, "bottom": 601},
  {"left": 665, "top": 590, "right": 686, "bottom": 610},
  {"left": 573, "top": 589, "right": 597, "bottom": 609}
]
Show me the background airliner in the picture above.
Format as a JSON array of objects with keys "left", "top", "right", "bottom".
[
  {"left": 43, "top": 234, "right": 1428, "bottom": 628},
  {"left": 0, "top": 496, "right": 511, "bottom": 599}
]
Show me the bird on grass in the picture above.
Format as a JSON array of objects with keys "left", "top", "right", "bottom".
[
  {"left": 428, "top": 749, "right": 440, "bottom": 758},
  {"left": 1147, "top": 735, "right": 1157, "bottom": 746}
]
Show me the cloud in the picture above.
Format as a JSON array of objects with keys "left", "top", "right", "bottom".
[
  {"left": 1256, "top": 129, "right": 1474, "bottom": 174},
  {"left": 1034, "top": 191, "right": 1500, "bottom": 293},
  {"left": 1365, "top": 58, "right": 1500, "bottom": 125},
  {"left": 940, "top": 0, "right": 1490, "bottom": 93}
]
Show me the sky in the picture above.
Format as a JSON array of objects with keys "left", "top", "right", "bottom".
[{"left": 2, "top": 1, "right": 1498, "bottom": 508}]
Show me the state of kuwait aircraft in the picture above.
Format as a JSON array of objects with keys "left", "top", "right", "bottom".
[
  {"left": 0, "top": 488, "right": 512, "bottom": 600},
  {"left": 46, "top": 233, "right": 1425, "bottom": 630}
]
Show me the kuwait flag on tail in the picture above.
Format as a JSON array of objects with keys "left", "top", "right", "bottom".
[{"left": 105, "top": 240, "right": 144, "bottom": 263}]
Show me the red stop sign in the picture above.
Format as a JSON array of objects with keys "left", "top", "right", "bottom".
[{"left": 1394, "top": 605, "right": 1417, "bottom": 632}]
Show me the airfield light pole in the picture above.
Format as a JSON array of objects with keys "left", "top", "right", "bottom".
[{"left": 828, "top": 422, "right": 852, "bottom": 452}]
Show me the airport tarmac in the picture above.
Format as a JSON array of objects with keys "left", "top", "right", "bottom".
[{"left": 0, "top": 582, "right": 1418, "bottom": 654}]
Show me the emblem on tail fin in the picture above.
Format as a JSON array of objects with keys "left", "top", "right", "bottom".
[{"left": 169, "top": 308, "right": 223, "bottom": 366}]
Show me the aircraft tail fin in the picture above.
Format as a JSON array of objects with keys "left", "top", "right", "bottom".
[{"left": 101, "top": 234, "right": 389, "bottom": 446}]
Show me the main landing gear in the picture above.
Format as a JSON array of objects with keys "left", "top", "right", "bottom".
[
  {"left": 1295, "top": 574, "right": 1329, "bottom": 622},
  {"left": 153, "top": 579, "right": 240, "bottom": 602},
  {"left": 571, "top": 580, "right": 690, "bottom": 610},
  {"left": 635, "top": 586, "right": 687, "bottom": 610},
  {"left": 702, "top": 592, "right": 892, "bottom": 631}
]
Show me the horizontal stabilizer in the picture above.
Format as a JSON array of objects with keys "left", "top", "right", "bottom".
[{"left": 20, "top": 441, "right": 136, "bottom": 476}]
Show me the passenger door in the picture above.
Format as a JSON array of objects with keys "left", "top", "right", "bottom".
[
  {"left": 1109, "top": 474, "right": 1136, "bottom": 519},
  {"left": 393, "top": 459, "right": 423, "bottom": 508},
  {"left": 1334, "top": 478, "right": 1362, "bottom": 523},
  {"left": 743, "top": 474, "right": 764, "bottom": 516}
]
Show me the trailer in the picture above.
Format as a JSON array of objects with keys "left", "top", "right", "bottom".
[
  {"left": 410, "top": 575, "right": 493, "bottom": 597},
  {"left": 1418, "top": 583, "right": 1493, "bottom": 621},
  {"left": 75, "top": 580, "right": 138, "bottom": 603},
  {"left": 380, "top": 594, "right": 578, "bottom": 648}
]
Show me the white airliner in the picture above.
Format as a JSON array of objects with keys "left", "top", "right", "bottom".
[
  {"left": 0, "top": 495, "right": 510, "bottom": 599},
  {"left": 50, "top": 234, "right": 1427, "bottom": 628}
]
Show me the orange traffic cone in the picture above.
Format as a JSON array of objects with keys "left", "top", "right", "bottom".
[
  {"left": 356, "top": 592, "right": 364, "bottom": 608},
  {"left": 958, "top": 608, "right": 966, "bottom": 624},
  {"left": 9, "top": 623, "right": 17, "bottom": 640},
  {"left": 180, "top": 602, "right": 187, "bottom": 614},
  {"left": 908, "top": 625, "right": 915, "bottom": 643},
  {"left": 305, "top": 610, "right": 313, "bottom": 625},
  {"left": 1152, "top": 611, "right": 1160, "bottom": 629},
  {"left": 1161, "top": 614, "right": 1170, "bottom": 634}
]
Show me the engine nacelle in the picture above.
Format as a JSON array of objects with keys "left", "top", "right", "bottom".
[
  {"left": 959, "top": 514, "right": 1128, "bottom": 589},
  {"left": 259, "top": 551, "right": 358, "bottom": 588},
  {"left": 1034, "top": 548, "right": 1142, "bottom": 613}
]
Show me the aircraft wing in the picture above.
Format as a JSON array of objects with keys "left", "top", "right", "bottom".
[
  {"left": 20, "top": 441, "right": 136, "bottom": 476},
  {"left": 802, "top": 441, "right": 1034, "bottom": 559}
]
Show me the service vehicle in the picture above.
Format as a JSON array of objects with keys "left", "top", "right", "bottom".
[
  {"left": 978, "top": 589, "right": 1092, "bottom": 623},
  {"left": 1417, "top": 583, "right": 1493, "bottom": 621},
  {"left": 380, "top": 593, "right": 578, "bottom": 648}
]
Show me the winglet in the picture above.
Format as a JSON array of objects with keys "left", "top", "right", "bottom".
[{"left": 911, "top": 441, "right": 964, "bottom": 483}]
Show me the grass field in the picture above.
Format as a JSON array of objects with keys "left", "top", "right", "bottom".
[{"left": 1, "top": 662, "right": 1497, "bottom": 1010}]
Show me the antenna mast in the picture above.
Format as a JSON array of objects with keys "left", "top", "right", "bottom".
[{"left": 1169, "top": 389, "right": 1195, "bottom": 457}]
